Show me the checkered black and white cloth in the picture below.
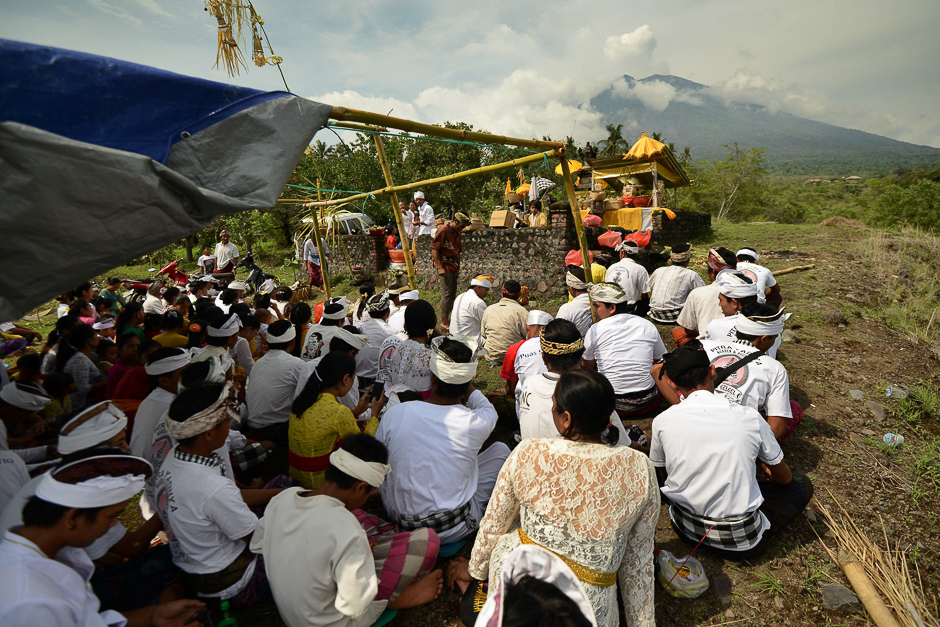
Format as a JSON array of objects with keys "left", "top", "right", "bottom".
[
  {"left": 395, "top": 502, "right": 478, "bottom": 533},
  {"left": 529, "top": 176, "right": 557, "bottom": 202},
  {"left": 648, "top": 307, "right": 683, "bottom": 323},
  {"left": 670, "top": 503, "right": 764, "bottom": 551}
]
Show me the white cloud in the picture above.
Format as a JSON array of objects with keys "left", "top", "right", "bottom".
[
  {"left": 307, "top": 91, "right": 419, "bottom": 121},
  {"left": 130, "top": 0, "right": 173, "bottom": 18},
  {"left": 603, "top": 25, "right": 656, "bottom": 59},
  {"left": 88, "top": 0, "right": 143, "bottom": 28},
  {"left": 611, "top": 78, "right": 703, "bottom": 112}
]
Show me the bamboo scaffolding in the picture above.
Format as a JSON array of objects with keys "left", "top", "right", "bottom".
[
  {"left": 373, "top": 135, "right": 417, "bottom": 290},
  {"left": 313, "top": 182, "right": 332, "bottom": 299},
  {"left": 559, "top": 156, "right": 597, "bottom": 323},
  {"left": 288, "top": 149, "right": 560, "bottom": 208},
  {"left": 329, "top": 107, "right": 564, "bottom": 151},
  {"left": 330, "top": 121, "right": 389, "bottom": 133}
]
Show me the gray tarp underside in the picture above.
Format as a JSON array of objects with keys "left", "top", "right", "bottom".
[{"left": 0, "top": 96, "right": 331, "bottom": 320}]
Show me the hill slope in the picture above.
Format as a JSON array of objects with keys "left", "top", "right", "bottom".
[{"left": 590, "top": 74, "right": 940, "bottom": 175}]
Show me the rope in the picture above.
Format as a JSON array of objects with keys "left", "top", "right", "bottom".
[{"left": 654, "top": 524, "right": 714, "bottom": 604}]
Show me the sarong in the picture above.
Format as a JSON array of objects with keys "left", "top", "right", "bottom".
[{"left": 354, "top": 509, "right": 440, "bottom": 602}]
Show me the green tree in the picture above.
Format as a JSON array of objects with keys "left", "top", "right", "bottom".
[
  {"left": 600, "top": 124, "right": 629, "bottom": 158},
  {"left": 688, "top": 143, "right": 768, "bottom": 220},
  {"left": 872, "top": 179, "right": 940, "bottom": 231}
]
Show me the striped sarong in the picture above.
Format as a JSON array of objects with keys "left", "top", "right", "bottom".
[{"left": 354, "top": 509, "right": 441, "bottom": 602}]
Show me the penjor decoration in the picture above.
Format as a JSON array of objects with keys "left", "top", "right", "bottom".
[{"left": 203, "top": 1, "right": 288, "bottom": 89}]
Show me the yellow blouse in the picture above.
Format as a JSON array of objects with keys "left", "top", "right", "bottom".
[{"left": 288, "top": 392, "right": 378, "bottom": 489}]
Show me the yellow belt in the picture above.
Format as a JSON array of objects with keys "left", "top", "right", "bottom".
[{"left": 517, "top": 528, "right": 617, "bottom": 587}]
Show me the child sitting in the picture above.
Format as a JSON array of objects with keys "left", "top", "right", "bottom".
[
  {"left": 40, "top": 373, "right": 75, "bottom": 424},
  {"left": 96, "top": 340, "right": 119, "bottom": 377},
  {"left": 10, "top": 353, "right": 42, "bottom": 384}
]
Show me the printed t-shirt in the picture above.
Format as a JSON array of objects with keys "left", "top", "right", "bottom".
[{"left": 700, "top": 339, "right": 792, "bottom": 418}]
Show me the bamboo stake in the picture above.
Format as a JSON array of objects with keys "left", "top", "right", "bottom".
[
  {"left": 314, "top": 181, "right": 332, "bottom": 300},
  {"left": 298, "top": 149, "right": 560, "bottom": 209},
  {"left": 373, "top": 135, "right": 417, "bottom": 291},
  {"left": 330, "top": 121, "right": 389, "bottom": 133},
  {"left": 839, "top": 549, "right": 903, "bottom": 627},
  {"left": 773, "top": 264, "right": 815, "bottom": 276},
  {"left": 329, "top": 107, "right": 564, "bottom": 151},
  {"left": 559, "top": 156, "right": 597, "bottom": 323}
]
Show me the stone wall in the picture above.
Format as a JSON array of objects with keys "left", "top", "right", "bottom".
[{"left": 336, "top": 233, "right": 386, "bottom": 273}]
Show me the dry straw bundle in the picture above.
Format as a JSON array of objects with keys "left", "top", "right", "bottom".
[{"left": 812, "top": 490, "right": 938, "bottom": 627}]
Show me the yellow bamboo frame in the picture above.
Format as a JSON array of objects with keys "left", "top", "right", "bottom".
[
  {"left": 374, "top": 135, "right": 417, "bottom": 290},
  {"left": 560, "top": 157, "right": 597, "bottom": 322},
  {"left": 312, "top": 182, "right": 332, "bottom": 299}
]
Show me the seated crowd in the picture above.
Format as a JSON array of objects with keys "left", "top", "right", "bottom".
[{"left": 0, "top": 237, "right": 812, "bottom": 627}]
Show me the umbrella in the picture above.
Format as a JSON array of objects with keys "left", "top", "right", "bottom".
[
  {"left": 0, "top": 39, "right": 331, "bottom": 319},
  {"left": 625, "top": 132, "right": 666, "bottom": 160},
  {"left": 505, "top": 179, "right": 513, "bottom": 196},
  {"left": 554, "top": 159, "right": 582, "bottom": 175}
]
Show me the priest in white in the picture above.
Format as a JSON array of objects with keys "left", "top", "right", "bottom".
[
  {"left": 449, "top": 276, "right": 492, "bottom": 341},
  {"left": 413, "top": 191, "right": 435, "bottom": 238}
]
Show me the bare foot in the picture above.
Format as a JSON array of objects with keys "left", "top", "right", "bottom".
[{"left": 388, "top": 569, "right": 444, "bottom": 609}]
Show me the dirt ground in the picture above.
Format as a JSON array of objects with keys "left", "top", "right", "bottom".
[{"left": 9, "top": 221, "right": 939, "bottom": 626}]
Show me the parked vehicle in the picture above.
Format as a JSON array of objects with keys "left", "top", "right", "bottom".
[{"left": 236, "top": 252, "right": 279, "bottom": 296}]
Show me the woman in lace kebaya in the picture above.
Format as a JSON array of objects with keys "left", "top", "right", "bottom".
[{"left": 449, "top": 368, "right": 659, "bottom": 627}]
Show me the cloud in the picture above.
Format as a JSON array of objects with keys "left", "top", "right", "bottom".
[
  {"left": 307, "top": 90, "right": 419, "bottom": 121},
  {"left": 611, "top": 78, "right": 703, "bottom": 112},
  {"left": 130, "top": 0, "right": 173, "bottom": 19},
  {"left": 603, "top": 25, "right": 656, "bottom": 60},
  {"left": 88, "top": 0, "right": 143, "bottom": 28}
]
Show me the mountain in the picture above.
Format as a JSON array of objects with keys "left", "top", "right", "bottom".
[{"left": 590, "top": 75, "right": 940, "bottom": 175}]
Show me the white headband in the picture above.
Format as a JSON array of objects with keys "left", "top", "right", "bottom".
[
  {"left": 736, "top": 309, "right": 792, "bottom": 336},
  {"left": 527, "top": 310, "right": 554, "bottom": 327},
  {"left": 334, "top": 328, "right": 370, "bottom": 351},
  {"left": 228, "top": 280, "right": 247, "bottom": 291},
  {"left": 736, "top": 248, "right": 759, "bottom": 261},
  {"left": 429, "top": 335, "right": 479, "bottom": 384},
  {"left": 0, "top": 383, "right": 52, "bottom": 411},
  {"left": 400, "top": 290, "right": 419, "bottom": 301},
  {"left": 565, "top": 271, "right": 588, "bottom": 291},
  {"left": 716, "top": 272, "right": 759, "bottom": 299},
  {"left": 145, "top": 351, "right": 192, "bottom": 376},
  {"left": 58, "top": 402, "right": 127, "bottom": 455},
  {"left": 36, "top": 456, "right": 152, "bottom": 508},
  {"left": 207, "top": 313, "right": 241, "bottom": 337},
  {"left": 589, "top": 282, "right": 632, "bottom": 304},
  {"left": 93, "top": 319, "right": 115, "bottom": 330},
  {"left": 329, "top": 448, "right": 391, "bottom": 488},
  {"left": 470, "top": 276, "right": 493, "bottom": 288},
  {"left": 616, "top": 240, "right": 640, "bottom": 253},
  {"left": 266, "top": 324, "right": 296, "bottom": 343},
  {"left": 414, "top": 191, "right": 425, "bottom": 200},
  {"left": 321, "top": 306, "right": 348, "bottom": 321},
  {"left": 477, "top": 545, "right": 598, "bottom": 627}
]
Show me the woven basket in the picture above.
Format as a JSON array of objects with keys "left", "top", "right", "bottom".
[{"left": 507, "top": 193, "right": 524, "bottom": 203}]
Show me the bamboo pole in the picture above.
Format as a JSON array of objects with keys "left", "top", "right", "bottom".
[
  {"left": 329, "top": 107, "right": 564, "bottom": 151},
  {"left": 773, "top": 264, "right": 815, "bottom": 276},
  {"left": 330, "top": 121, "right": 388, "bottom": 132},
  {"left": 299, "top": 149, "right": 560, "bottom": 209},
  {"left": 373, "top": 135, "right": 417, "bottom": 291},
  {"left": 559, "top": 156, "right": 597, "bottom": 323},
  {"left": 312, "top": 181, "right": 332, "bottom": 300},
  {"left": 838, "top": 549, "right": 902, "bottom": 627}
]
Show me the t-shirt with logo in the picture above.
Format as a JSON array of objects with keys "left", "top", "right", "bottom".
[
  {"left": 700, "top": 339, "right": 791, "bottom": 418},
  {"left": 705, "top": 314, "right": 781, "bottom": 359},
  {"left": 735, "top": 262, "right": 777, "bottom": 305}
]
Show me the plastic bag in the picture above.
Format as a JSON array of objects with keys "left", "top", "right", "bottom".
[
  {"left": 624, "top": 229, "right": 652, "bottom": 248},
  {"left": 564, "top": 250, "right": 594, "bottom": 267},
  {"left": 582, "top": 214, "right": 602, "bottom": 227},
  {"left": 657, "top": 549, "right": 709, "bottom": 598},
  {"left": 597, "top": 229, "right": 622, "bottom": 249}
]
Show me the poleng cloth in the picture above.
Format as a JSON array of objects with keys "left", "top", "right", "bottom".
[
  {"left": 429, "top": 335, "right": 479, "bottom": 384},
  {"left": 58, "top": 401, "right": 127, "bottom": 455}
]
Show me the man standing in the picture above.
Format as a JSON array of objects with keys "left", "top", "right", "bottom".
[
  {"left": 214, "top": 229, "right": 239, "bottom": 274},
  {"left": 673, "top": 247, "right": 738, "bottom": 346},
  {"left": 646, "top": 243, "right": 704, "bottom": 324},
  {"left": 449, "top": 275, "right": 492, "bottom": 340},
  {"left": 431, "top": 213, "right": 471, "bottom": 328},
  {"left": 303, "top": 233, "right": 331, "bottom": 289},
  {"left": 480, "top": 281, "right": 528, "bottom": 366},
  {"left": 412, "top": 192, "right": 435, "bottom": 241},
  {"left": 399, "top": 201, "right": 415, "bottom": 246}
]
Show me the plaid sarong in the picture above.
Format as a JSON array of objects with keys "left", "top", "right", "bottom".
[
  {"left": 614, "top": 385, "right": 660, "bottom": 417},
  {"left": 395, "top": 502, "right": 477, "bottom": 533},
  {"left": 648, "top": 307, "right": 683, "bottom": 324},
  {"left": 355, "top": 509, "right": 440, "bottom": 602},
  {"left": 230, "top": 442, "right": 269, "bottom": 473},
  {"left": 670, "top": 503, "right": 764, "bottom": 552}
]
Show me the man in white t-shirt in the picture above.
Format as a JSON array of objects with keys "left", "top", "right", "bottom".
[
  {"left": 399, "top": 201, "right": 415, "bottom": 244},
  {"left": 245, "top": 320, "right": 304, "bottom": 444},
  {"left": 214, "top": 229, "right": 239, "bottom": 274},
  {"left": 155, "top": 382, "right": 284, "bottom": 606},
  {"left": 704, "top": 271, "right": 781, "bottom": 359},
  {"left": 387, "top": 290, "right": 418, "bottom": 334},
  {"left": 650, "top": 348, "right": 812, "bottom": 559},
  {"left": 606, "top": 240, "right": 650, "bottom": 309},
  {"left": 555, "top": 266, "right": 593, "bottom": 338},
  {"left": 377, "top": 336, "right": 509, "bottom": 544},
  {"left": 646, "top": 243, "right": 705, "bottom": 324},
  {"left": 736, "top": 248, "right": 780, "bottom": 308},
  {"left": 449, "top": 276, "right": 491, "bottom": 341},
  {"left": 499, "top": 310, "right": 552, "bottom": 412},
  {"left": 412, "top": 191, "right": 435, "bottom": 239},
  {"left": 129, "top": 347, "right": 191, "bottom": 459},
  {"left": 673, "top": 246, "right": 737, "bottom": 346},
  {"left": 300, "top": 303, "right": 347, "bottom": 361},
  {"left": 583, "top": 283, "right": 666, "bottom": 418},
  {"left": 197, "top": 245, "right": 217, "bottom": 275},
  {"left": 356, "top": 293, "right": 395, "bottom": 392}
]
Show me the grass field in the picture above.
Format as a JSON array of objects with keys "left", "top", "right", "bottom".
[{"left": 5, "top": 220, "right": 940, "bottom": 627}]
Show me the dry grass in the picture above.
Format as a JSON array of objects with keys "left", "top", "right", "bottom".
[{"left": 812, "top": 491, "right": 939, "bottom": 627}]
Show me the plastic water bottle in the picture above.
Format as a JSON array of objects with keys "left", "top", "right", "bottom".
[
  {"left": 218, "top": 600, "right": 237, "bottom": 627},
  {"left": 883, "top": 433, "right": 905, "bottom": 447},
  {"left": 886, "top": 387, "right": 908, "bottom": 400}
]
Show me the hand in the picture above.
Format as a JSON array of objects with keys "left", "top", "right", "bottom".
[
  {"left": 248, "top": 477, "right": 265, "bottom": 489},
  {"left": 446, "top": 557, "right": 473, "bottom": 591},
  {"left": 437, "top": 267, "right": 446, "bottom": 276},
  {"left": 152, "top": 599, "right": 206, "bottom": 627},
  {"left": 370, "top": 392, "right": 387, "bottom": 418},
  {"left": 261, "top": 440, "right": 277, "bottom": 451},
  {"left": 355, "top": 390, "right": 372, "bottom": 415},
  {"left": 757, "top": 461, "right": 772, "bottom": 481}
]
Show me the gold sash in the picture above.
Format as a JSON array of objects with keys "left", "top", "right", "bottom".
[{"left": 517, "top": 528, "right": 617, "bottom": 587}]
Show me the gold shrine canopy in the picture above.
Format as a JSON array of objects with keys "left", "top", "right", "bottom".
[{"left": 589, "top": 132, "right": 692, "bottom": 191}]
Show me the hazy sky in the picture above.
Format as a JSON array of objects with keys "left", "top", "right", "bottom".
[{"left": 4, "top": 0, "right": 939, "bottom": 147}]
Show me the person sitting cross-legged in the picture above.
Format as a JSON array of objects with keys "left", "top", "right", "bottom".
[
  {"left": 377, "top": 336, "right": 509, "bottom": 544},
  {"left": 449, "top": 276, "right": 492, "bottom": 342},
  {"left": 451, "top": 368, "right": 659, "bottom": 627},
  {"left": 605, "top": 240, "right": 650, "bottom": 316},
  {"left": 251, "top": 434, "right": 443, "bottom": 627},
  {"left": 480, "top": 281, "right": 528, "bottom": 366},
  {"left": 646, "top": 243, "right": 704, "bottom": 324},
  {"left": 704, "top": 271, "right": 781, "bottom": 358},
  {"left": 736, "top": 247, "right": 781, "bottom": 309},
  {"left": 500, "top": 310, "right": 553, "bottom": 415},
  {"left": 672, "top": 246, "right": 737, "bottom": 347},
  {"left": 650, "top": 346, "right": 813, "bottom": 561},
  {"left": 555, "top": 266, "right": 593, "bottom": 338}
]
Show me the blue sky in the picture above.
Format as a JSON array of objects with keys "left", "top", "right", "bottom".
[{"left": 4, "top": 0, "right": 939, "bottom": 146}]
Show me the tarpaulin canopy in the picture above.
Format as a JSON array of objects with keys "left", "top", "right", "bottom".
[{"left": 0, "top": 39, "right": 331, "bottom": 320}]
